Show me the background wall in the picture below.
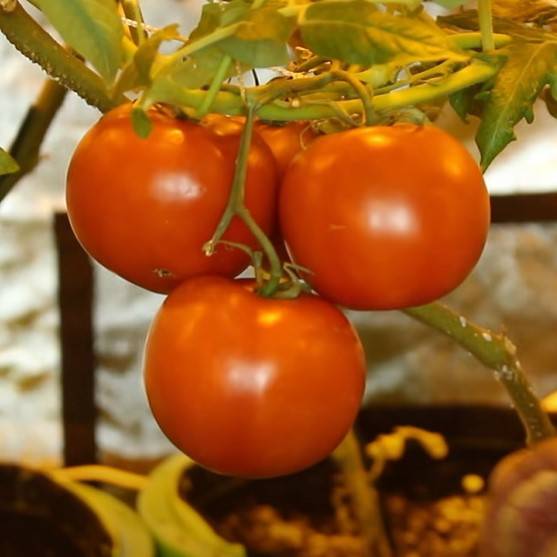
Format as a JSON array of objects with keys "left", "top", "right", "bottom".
[{"left": 1, "top": 0, "right": 557, "bottom": 465}]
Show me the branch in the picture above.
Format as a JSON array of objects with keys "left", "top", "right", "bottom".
[
  {"left": 0, "top": 78, "right": 67, "bottom": 203},
  {"left": 404, "top": 303, "right": 555, "bottom": 445},
  {"left": 0, "top": 2, "right": 123, "bottom": 112},
  {"left": 152, "top": 60, "right": 497, "bottom": 122}
]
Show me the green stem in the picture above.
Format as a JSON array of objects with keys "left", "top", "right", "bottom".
[
  {"left": 237, "top": 206, "right": 282, "bottom": 297},
  {"left": 333, "top": 431, "right": 393, "bottom": 557},
  {"left": 163, "top": 25, "right": 237, "bottom": 68},
  {"left": 254, "top": 73, "right": 335, "bottom": 107},
  {"left": 0, "top": 78, "right": 67, "bottom": 204},
  {"left": 449, "top": 32, "right": 510, "bottom": 50},
  {"left": 295, "top": 55, "right": 329, "bottom": 73},
  {"left": 121, "top": 0, "right": 147, "bottom": 45},
  {"left": 404, "top": 303, "right": 555, "bottom": 445},
  {"left": 196, "top": 56, "right": 232, "bottom": 118},
  {"left": 156, "top": 60, "right": 496, "bottom": 122},
  {"left": 331, "top": 69, "right": 374, "bottom": 125},
  {"left": 478, "top": 0, "right": 495, "bottom": 51},
  {"left": 0, "top": 2, "right": 123, "bottom": 112},
  {"left": 203, "top": 107, "right": 282, "bottom": 296},
  {"left": 203, "top": 108, "right": 256, "bottom": 255}
]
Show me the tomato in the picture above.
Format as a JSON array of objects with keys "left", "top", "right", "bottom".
[
  {"left": 143, "top": 276, "right": 366, "bottom": 478},
  {"left": 66, "top": 104, "right": 278, "bottom": 293},
  {"left": 256, "top": 121, "right": 317, "bottom": 177},
  {"left": 279, "top": 124, "right": 490, "bottom": 310}
]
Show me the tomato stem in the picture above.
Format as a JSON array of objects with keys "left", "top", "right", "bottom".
[
  {"left": 478, "top": 0, "right": 495, "bottom": 52},
  {"left": 331, "top": 69, "right": 375, "bottom": 126},
  {"left": 196, "top": 56, "right": 233, "bottom": 118},
  {"left": 120, "top": 0, "right": 147, "bottom": 46},
  {"left": 153, "top": 60, "right": 497, "bottom": 123},
  {"left": 405, "top": 303, "right": 555, "bottom": 445},
  {"left": 0, "top": 3, "right": 123, "bottom": 112},
  {"left": 204, "top": 105, "right": 283, "bottom": 296}
]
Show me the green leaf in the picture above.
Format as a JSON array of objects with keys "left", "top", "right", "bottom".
[
  {"left": 156, "top": 0, "right": 294, "bottom": 89},
  {"left": 300, "top": 1, "right": 458, "bottom": 65},
  {"left": 113, "top": 25, "right": 179, "bottom": 97},
  {"left": 449, "top": 85, "right": 484, "bottom": 122},
  {"left": 476, "top": 41, "right": 557, "bottom": 170},
  {"left": 219, "top": 5, "right": 294, "bottom": 66},
  {"left": 35, "top": 0, "right": 124, "bottom": 82},
  {"left": 158, "top": 47, "right": 233, "bottom": 90},
  {"left": 131, "top": 108, "right": 152, "bottom": 139},
  {"left": 439, "top": 10, "right": 554, "bottom": 41},
  {"left": 0, "top": 148, "right": 19, "bottom": 176}
]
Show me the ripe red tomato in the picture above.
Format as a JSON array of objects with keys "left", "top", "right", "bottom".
[
  {"left": 279, "top": 124, "right": 490, "bottom": 310},
  {"left": 66, "top": 104, "right": 278, "bottom": 293},
  {"left": 143, "top": 276, "right": 366, "bottom": 478},
  {"left": 256, "top": 121, "right": 317, "bottom": 177}
]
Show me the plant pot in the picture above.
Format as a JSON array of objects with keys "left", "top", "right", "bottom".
[
  {"left": 137, "top": 405, "right": 541, "bottom": 557},
  {"left": 0, "top": 463, "right": 154, "bottom": 557}
]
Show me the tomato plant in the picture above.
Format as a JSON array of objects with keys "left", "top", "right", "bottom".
[
  {"left": 143, "top": 275, "right": 366, "bottom": 478},
  {"left": 66, "top": 104, "right": 278, "bottom": 293},
  {"left": 279, "top": 124, "right": 491, "bottom": 310}
]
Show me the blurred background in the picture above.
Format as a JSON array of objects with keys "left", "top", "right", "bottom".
[{"left": 1, "top": 0, "right": 557, "bottom": 467}]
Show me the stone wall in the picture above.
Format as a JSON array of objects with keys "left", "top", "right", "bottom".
[{"left": 1, "top": 0, "right": 557, "bottom": 465}]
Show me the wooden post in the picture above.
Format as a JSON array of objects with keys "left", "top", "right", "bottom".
[{"left": 54, "top": 213, "right": 96, "bottom": 465}]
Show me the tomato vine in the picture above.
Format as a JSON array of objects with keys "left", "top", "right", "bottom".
[{"left": 2, "top": 7, "right": 557, "bottom": 556}]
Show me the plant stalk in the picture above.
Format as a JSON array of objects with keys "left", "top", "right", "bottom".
[
  {"left": 155, "top": 60, "right": 497, "bottom": 122},
  {"left": 404, "top": 303, "right": 555, "bottom": 445},
  {"left": 478, "top": 0, "right": 495, "bottom": 51},
  {"left": 0, "top": 78, "right": 67, "bottom": 204},
  {"left": 197, "top": 56, "right": 233, "bottom": 118},
  {"left": 203, "top": 106, "right": 282, "bottom": 296},
  {"left": 333, "top": 431, "right": 393, "bottom": 557},
  {"left": 121, "top": 0, "right": 147, "bottom": 45},
  {"left": 0, "top": 2, "right": 123, "bottom": 112}
]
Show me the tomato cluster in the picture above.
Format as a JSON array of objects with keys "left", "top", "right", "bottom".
[{"left": 66, "top": 103, "right": 490, "bottom": 478}]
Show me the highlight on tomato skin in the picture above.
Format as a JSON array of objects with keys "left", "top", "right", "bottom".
[
  {"left": 279, "top": 123, "right": 491, "bottom": 311},
  {"left": 65, "top": 104, "right": 278, "bottom": 294},
  {"left": 143, "top": 275, "right": 367, "bottom": 479}
]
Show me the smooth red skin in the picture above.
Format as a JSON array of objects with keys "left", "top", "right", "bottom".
[
  {"left": 66, "top": 105, "right": 278, "bottom": 293},
  {"left": 256, "top": 121, "right": 317, "bottom": 178},
  {"left": 279, "top": 124, "right": 491, "bottom": 310},
  {"left": 143, "top": 276, "right": 366, "bottom": 478}
]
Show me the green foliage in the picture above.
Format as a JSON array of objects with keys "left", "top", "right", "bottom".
[
  {"left": 218, "top": 4, "right": 295, "bottom": 67},
  {"left": 477, "top": 41, "right": 557, "bottom": 170},
  {"left": 35, "top": 0, "right": 124, "bottom": 82},
  {"left": 150, "top": 0, "right": 294, "bottom": 98},
  {"left": 0, "top": 148, "right": 19, "bottom": 176},
  {"left": 299, "top": 1, "right": 461, "bottom": 65},
  {"left": 113, "top": 25, "right": 179, "bottom": 97},
  {"left": 440, "top": 8, "right": 557, "bottom": 169}
]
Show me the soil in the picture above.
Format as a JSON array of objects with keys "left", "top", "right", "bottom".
[
  {"left": 183, "top": 459, "right": 487, "bottom": 557},
  {"left": 180, "top": 407, "right": 534, "bottom": 557},
  {"left": 0, "top": 465, "right": 113, "bottom": 557}
]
